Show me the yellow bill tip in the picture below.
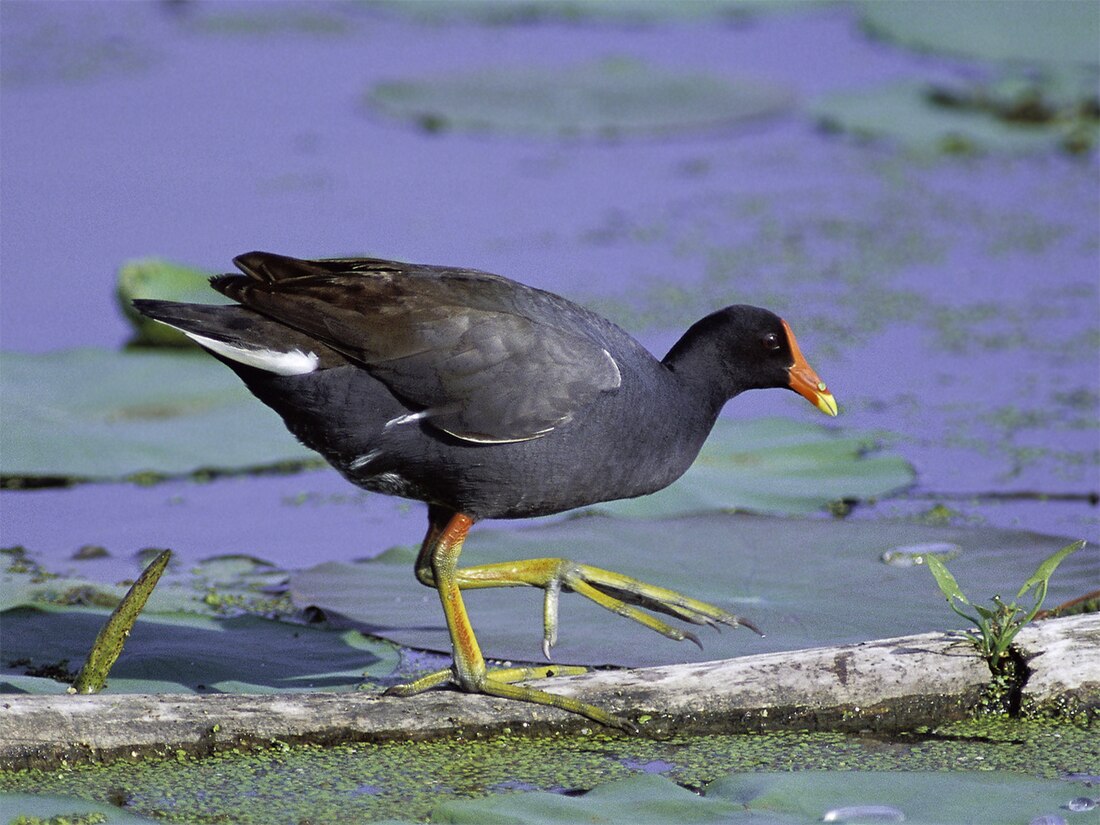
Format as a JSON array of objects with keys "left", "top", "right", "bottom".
[{"left": 815, "top": 389, "right": 838, "bottom": 417}]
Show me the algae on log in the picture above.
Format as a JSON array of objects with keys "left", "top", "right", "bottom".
[{"left": 1, "top": 615, "right": 1096, "bottom": 769}]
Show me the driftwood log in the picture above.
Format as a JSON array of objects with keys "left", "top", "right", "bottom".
[{"left": 2, "top": 614, "right": 1097, "bottom": 769}]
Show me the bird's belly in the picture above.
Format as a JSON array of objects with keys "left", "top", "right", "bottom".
[
  {"left": 239, "top": 365, "right": 706, "bottom": 521},
  {"left": 436, "top": 421, "right": 702, "bottom": 520}
]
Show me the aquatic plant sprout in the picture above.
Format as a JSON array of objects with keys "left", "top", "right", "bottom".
[
  {"left": 71, "top": 548, "right": 172, "bottom": 693},
  {"left": 925, "top": 540, "right": 1086, "bottom": 670}
]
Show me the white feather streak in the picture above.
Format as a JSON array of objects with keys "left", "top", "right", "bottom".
[{"left": 181, "top": 330, "right": 319, "bottom": 376}]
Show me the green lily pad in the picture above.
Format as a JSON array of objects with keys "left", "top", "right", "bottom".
[
  {"left": 367, "top": 57, "right": 794, "bottom": 138},
  {"left": 0, "top": 606, "right": 398, "bottom": 694},
  {"left": 289, "top": 514, "right": 1092, "bottom": 667},
  {"left": 849, "top": 2, "right": 1099, "bottom": 156},
  {"left": 1, "top": 551, "right": 298, "bottom": 617},
  {"left": 0, "top": 2, "right": 158, "bottom": 88},
  {"left": 0, "top": 348, "right": 319, "bottom": 484},
  {"left": 432, "top": 770, "right": 1094, "bottom": 824},
  {"left": 2, "top": 572, "right": 245, "bottom": 617},
  {"left": 0, "top": 793, "right": 158, "bottom": 824},
  {"left": 813, "top": 81, "right": 1097, "bottom": 156},
  {"left": 369, "top": 0, "right": 806, "bottom": 25},
  {"left": 598, "top": 417, "right": 913, "bottom": 517},
  {"left": 859, "top": 0, "right": 1100, "bottom": 67},
  {"left": 116, "top": 257, "right": 227, "bottom": 346},
  {"left": 434, "top": 773, "right": 739, "bottom": 824}
]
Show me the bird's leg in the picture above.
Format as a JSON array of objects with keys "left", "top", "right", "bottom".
[{"left": 385, "top": 508, "right": 635, "bottom": 732}]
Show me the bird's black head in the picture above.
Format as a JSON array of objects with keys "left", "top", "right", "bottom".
[{"left": 663, "top": 305, "right": 837, "bottom": 415}]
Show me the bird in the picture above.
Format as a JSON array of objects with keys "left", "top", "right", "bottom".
[{"left": 134, "top": 250, "right": 837, "bottom": 731}]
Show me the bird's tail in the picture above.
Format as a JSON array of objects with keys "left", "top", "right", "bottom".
[{"left": 132, "top": 299, "right": 342, "bottom": 375}]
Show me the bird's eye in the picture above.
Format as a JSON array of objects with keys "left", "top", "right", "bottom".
[{"left": 762, "top": 333, "right": 781, "bottom": 351}]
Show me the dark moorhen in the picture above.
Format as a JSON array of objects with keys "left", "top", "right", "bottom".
[{"left": 135, "top": 251, "right": 837, "bottom": 731}]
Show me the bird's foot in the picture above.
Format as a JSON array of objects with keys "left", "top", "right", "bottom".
[
  {"left": 455, "top": 557, "right": 761, "bottom": 658},
  {"left": 384, "top": 664, "right": 637, "bottom": 733}
]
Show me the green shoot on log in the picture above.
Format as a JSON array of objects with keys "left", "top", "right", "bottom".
[{"left": 925, "top": 540, "right": 1085, "bottom": 672}]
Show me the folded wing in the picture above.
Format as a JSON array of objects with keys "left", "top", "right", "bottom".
[{"left": 212, "top": 252, "right": 622, "bottom": 443}]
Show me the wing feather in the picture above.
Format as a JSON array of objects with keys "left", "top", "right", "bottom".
[{"left": 213, "top": 253, "right": 622, "bottom": 441}]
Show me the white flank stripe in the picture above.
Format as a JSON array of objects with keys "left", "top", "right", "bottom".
[
  {"left": 181, "top": 330, "right": 319, "bottom": 376},
  {"left": 384, "top": 410, "right": 431, "bottom": 429},
  {"left": 602, "top": 348, "right": 622, "bottom": 387},
  {"left": 439, "top": 426, "right": 553, "bottom": 444},
  {"left": 349, "top": 449, "right": 382, "bottom": 470}
]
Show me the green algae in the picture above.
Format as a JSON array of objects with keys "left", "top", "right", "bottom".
[{"left": 2, "top": 719, "right": 1095, "bottom": 824}]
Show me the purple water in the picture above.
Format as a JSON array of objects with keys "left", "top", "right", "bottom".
[{"left": 2, "top": 2, "right": 1097, "bottom": 584}]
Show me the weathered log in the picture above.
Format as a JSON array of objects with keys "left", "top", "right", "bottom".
[
  {"left": 1014, "top": 612, "right": 1100, "bottom": 709},
  {"left": 2, "top": 614, "right": 1096, "bottom": 770}
]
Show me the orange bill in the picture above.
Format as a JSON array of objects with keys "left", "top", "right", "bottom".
[{"left": 782, "top": 320, "right": 838, "bottom": 417}]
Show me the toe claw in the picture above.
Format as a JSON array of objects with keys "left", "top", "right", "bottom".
[
  {"left": 684, "top": 630, "right": 703, "bottom": 650},
  {"left": 738, "top": 616, "right": 764, "bottom": 636},
  {"left": 614, "top": 717, "right": 641, "bottom": 735}
]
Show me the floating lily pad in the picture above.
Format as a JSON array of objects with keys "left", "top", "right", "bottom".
[
  {"left": 185, "top": 7, "right": 350, "bottom": 36},
  {"left": 367, "top": 57, "right": 794, "bottom": 138},
  {"left": 599, "top": 417, "right": 913, "bottom": 517},
  {"left": 116, "top": 257, "right": 226, "bottom": 346},
  {"left": 0, "top": 793, "right": 157, "bottom": 824},
  {"left": 0, "top": 349, "right": 319, "bottom": 484},
  {"left": 0, "top": 606, "right": 398, "bottom": 694},
  {"left": 813, "top": 81, "right": 1097, "bottom": 156},
  {"left": 369, "top": 0, "right": 805, "bottom": 25},
  {"left": 859, "top": 0, "right": 1100, "bottom": 67},
  {"left": 432, "top": 770, "right": 1095, "bottom": 825},
  {"left": 0, "top": 2, "right": 158, "bottom": 87},
  {"left": 1, "top": 551, "right": 294, "bottom": 616},
  {"left": 290, "top": 514, "right": 1091, "bottom": 667},
  {"left": 434, "top": 773, "right": 738, "bottom": 824},
  {"left": 0, "top": 551, "right": 405, "bottom": 696}
]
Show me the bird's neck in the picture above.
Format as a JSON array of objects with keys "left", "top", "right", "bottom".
[{"left": 660, "top": 334, "right": 741, "bottom": 419}]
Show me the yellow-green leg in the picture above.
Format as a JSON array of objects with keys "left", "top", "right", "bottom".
[{"left": 384, "top": 509, "right": 636, "bottom": 732}]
